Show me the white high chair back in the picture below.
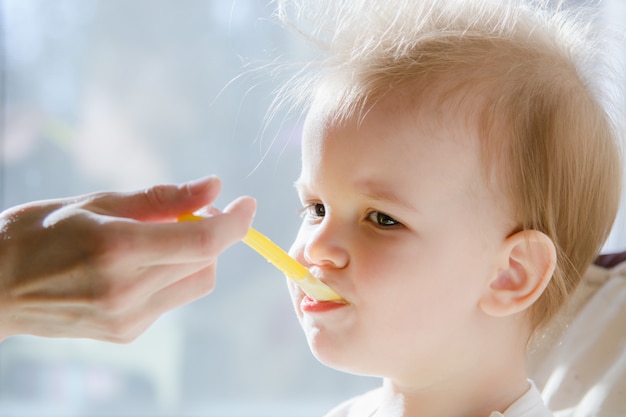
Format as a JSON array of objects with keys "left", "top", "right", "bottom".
[{"left": 528, "top": 255, "right": 626, "bottom": 417}]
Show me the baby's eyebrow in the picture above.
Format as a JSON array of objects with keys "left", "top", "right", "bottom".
[
  {"left": 293, "top": 178, "right": 420, "bottom": 213},
  {"left": 356, "top": 180, "right": 420, "bottom": 213}
]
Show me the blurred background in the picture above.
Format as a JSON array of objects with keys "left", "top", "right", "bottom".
[{"left": 0, "top": 1, "right": 624, "bottom": 416}]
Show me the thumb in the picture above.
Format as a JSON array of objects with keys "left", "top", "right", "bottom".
[
  {"left": 222, "top": 196, "right": 257, "bottom": 234},
  {"left": 89, "top": 176, "right": 224, "bottom": 221}
]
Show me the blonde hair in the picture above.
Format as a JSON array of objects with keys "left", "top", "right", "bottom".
[{"left": 275, "top": 0, "right": 624, "bottom": 331}]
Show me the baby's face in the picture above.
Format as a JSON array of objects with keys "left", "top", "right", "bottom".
[{"left": 288, "top": 90, "right": 516, "bottom": 383}]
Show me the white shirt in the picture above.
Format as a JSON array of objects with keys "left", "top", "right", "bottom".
[
  {"left": 489, "top": 381, "right": 553, "bottom": 417},
  {"left": 325, "top": 380, "right": 552, "bottom": 417}
]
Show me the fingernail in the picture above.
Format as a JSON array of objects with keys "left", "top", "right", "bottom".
[{"left": 196, "top": 205, "right": 221, "bottom": 216}]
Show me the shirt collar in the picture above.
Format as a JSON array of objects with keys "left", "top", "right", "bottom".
[{"left": 489, "top": 380, "right": 552, "bottom": 417}]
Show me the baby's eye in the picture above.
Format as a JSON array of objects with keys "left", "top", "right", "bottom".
[
  {"left": 301, "top": 203, "right": 326, "bottom": 219},
  {"left": 367, "top": 211, "right": 400, "bottom": 227}
]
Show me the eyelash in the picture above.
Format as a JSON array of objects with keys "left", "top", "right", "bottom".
[
  {"left": 299, "top": 203, "right": 401, "bottom": 227},
  {"left": 298, "top": 203, "right": 325, "bottom": 219},
  {"left": 368, "top": 211, "right": 400, "bottom": 227}
]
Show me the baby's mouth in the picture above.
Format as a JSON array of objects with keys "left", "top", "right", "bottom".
[{"left": 300, "top": 295, "right": 348, "bottom": 313}]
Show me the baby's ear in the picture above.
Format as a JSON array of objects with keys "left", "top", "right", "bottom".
[{"left": 479, "top": 230, "right": 557, "bottom": 317}]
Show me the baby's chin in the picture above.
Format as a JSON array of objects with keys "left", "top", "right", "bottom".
[
  {"left": 311, "top": 346, "right": 383, "bottom": 378},
  {"left": 301, "top": 323, "right": 379, "bottom": 377}
]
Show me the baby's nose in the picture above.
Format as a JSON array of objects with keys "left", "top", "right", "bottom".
[{"left": 303, "top": 222, "right": 349, "bottom": 269}]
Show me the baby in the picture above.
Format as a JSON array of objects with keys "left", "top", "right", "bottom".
[{"left": 276, "top": 0, "right": 624, "bottom": 416}]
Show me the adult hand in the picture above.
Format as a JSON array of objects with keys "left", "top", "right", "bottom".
[{"left": 0, "top": 176, "right": 256, "bottom": 343}]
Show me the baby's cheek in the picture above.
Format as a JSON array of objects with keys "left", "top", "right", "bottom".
[
  {"left": 286, "top": 279, "right": 304, "bottom": 318},
  {"left": 288, "top": 235, "right": 307, "bottom": 265}
]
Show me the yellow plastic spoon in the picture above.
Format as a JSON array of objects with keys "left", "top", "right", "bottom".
[{"left": 178, "top": 213, "right": 345, "bottom": 302}]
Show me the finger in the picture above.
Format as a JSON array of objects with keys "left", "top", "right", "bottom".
[
  {"left": 87, "top": 176, "right": 224, "bottom": 222},
  {"left": 146, "top": 264, "right": 218, "bottom": 313},
  {"left": 102, "top": 260, "right": 214, "bottom": 312},
  {"left": 92, "top": 264, "right": 217, "bottom": 343},
  {"left": 124, "top": 195, "right": 257, "bottom": 264}
]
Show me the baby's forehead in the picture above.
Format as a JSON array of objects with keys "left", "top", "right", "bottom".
[
  {"left": 304, "top": 77, "right": 509, "bottom": 201},
  {"left": 307, "top": 76, "right": 492, "bottom": 140}
]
